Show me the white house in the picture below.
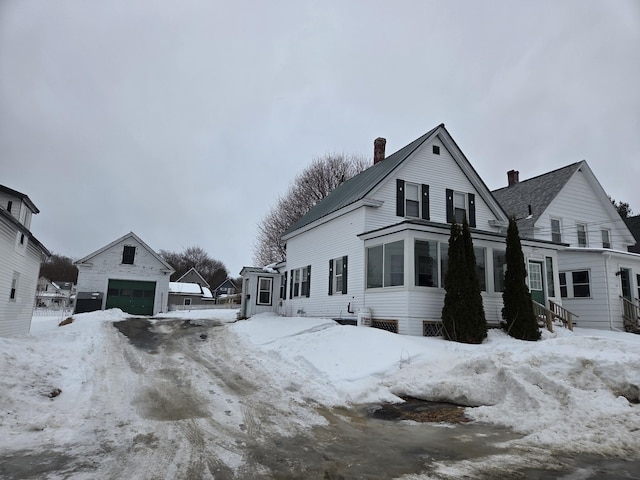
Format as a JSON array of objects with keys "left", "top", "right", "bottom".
[
  {"left": 74, "top": 232, "right": 174, "bottom": 316},
  {"left": 241, "top": 124, "right": 565, "bottom": 335},
  {"left": 0, "top": 184, "right": 50, "bottom": 336},
  {"left": 493, "top": 162, "right": 640, "bottom": 332}
]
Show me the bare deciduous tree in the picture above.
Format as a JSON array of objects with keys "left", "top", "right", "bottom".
[
  {"left": 159, "top": 246, "right": 229, "bottom": 289},
  {"left": 253, "top": 153, "right": 369, "bottom": 266},
  {"left": 39, "top": 253, "right": 78, "bottom": 283}
]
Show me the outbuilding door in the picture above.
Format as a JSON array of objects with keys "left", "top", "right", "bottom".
[{"left": 106, "top": 279, "right": 156, "bottom": 315}]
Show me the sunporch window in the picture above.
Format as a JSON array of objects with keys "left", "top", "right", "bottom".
[{"left": 367, "top": 240, "right": 404, "bottom": 288}]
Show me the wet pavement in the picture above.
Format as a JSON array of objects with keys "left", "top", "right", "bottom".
[{"left": 3, "top": 317, "right": 638, "bottom": 479}]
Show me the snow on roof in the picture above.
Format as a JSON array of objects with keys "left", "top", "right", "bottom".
[
  {"left": 169, "top": 282, "right": 202, "bottom": 295},
  {"left": 202, "top": 287, "right": 213, "bottom": 298}
]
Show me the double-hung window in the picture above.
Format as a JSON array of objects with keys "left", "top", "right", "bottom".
[
  {"left": 9, "top": 272, "right": 19, "bottom": 300},
  {"left": 257, "top": 277, "right": 273, "bottom": 305},
  {"left": 405, "top": 183, "right": 420, "bottom": 218},
  {"left": 572, "top": 270, "right": 590, "bottom": 297},
  {"left": 453, "top": 192, "right": 467, "bottom": 224},
  {"left": 367, "top": 240, "right": 404, "bottom": 288},
  {"left": 396, "top": 180, "right": 429, "bottom": 220},
  {"left": 576, "top": 223, "right": 587, "bottom": 247},
  {"left": 446, "top": 189, "right": 476, "bottom": 227},
  {"left": 601, "top": 229, "right": 611, "bottom": 249},
  {"left": 329, "top": 256, "right": 348, "bottom": 295},
  {"left": 551, "top": 218, "right": 562, "bottom": 243},
  {"left": 290, "top": 266, "right": 311, "bottom": 298},
  {"left": 560, "top": 270, "right": 590, "bottom": 298}
]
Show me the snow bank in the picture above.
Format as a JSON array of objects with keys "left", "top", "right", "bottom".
[{"left": 232, "top": 314, "right": 640, "bottom": 458}]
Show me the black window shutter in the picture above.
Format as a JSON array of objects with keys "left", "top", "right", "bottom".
[
  {"left": 446, "top": 189, "right": 454, "bottom": 223},
  {"left": 283, "top": 271, "right": 288, "bottom": 299},
  {"left": 306, "top": 265, "right": 311, "bottom": 297},
  {"left": 328, "top": 259, "right": 334, "bottom": 295},
  {"left": 342, "top": 256, "right": 348, "bottom": 294},
  {"left": 289, "top": 270, "right": 293, "bottom": 298},
  {"left": 396, "top": 179, "right": 405, "bottom": 217},
  {"left": 421, "top": 184, "right": 430, "bottom": 220},
  {"left": 468, "top": 193, "right": 476, "bottom": 227}
]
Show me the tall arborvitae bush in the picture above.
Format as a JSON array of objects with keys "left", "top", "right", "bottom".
[
  {"left": 501, "top": 216, "right": 541, "bottom": 341},
  {"left": 441, "top": 218, "right": 487, "bottom": 344},
  {"left": 461, "top": 216, "right": 488, "bottom": 343}
]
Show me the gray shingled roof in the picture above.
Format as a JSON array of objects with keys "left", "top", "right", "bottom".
[
  {"left": 283, "top": 124, "right": 443, "bottom": 236},
  {"left": 624, "top": 215, "right": 640, "bottom": 253},
  {"left": 492, "top": 161, "right": 583, "bottom": 231}
]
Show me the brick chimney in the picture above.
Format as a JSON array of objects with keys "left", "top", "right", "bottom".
[
  {"left": 374, "top": 137, "right": 386, "bottom": 165},
  {"left": 507, "top": 170, "right": 519, "bottom": 186}
]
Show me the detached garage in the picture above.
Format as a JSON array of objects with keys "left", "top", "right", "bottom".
[{"left": 74, "top": 232, "right": 174, "bottom": 316}]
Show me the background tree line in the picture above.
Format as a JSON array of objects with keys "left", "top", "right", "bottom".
[{"left": 39, "top": 246, "right": 234, "bottom": 291}]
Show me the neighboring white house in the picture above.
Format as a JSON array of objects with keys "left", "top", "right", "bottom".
[
  {"left": 241, "top": 124, "right": 565, "bottom": 335},
  {"left": 35, "top": 277, "right": 74, "bottom": 308},
  {"left": 493, "top": 162, "right": 640, "bottom": 332},
  {"left": 74, "top": 232, "right": 174, "bottom": 316},
  {"left": 0, "top": 184, "right": 50, "bottom": 336}
]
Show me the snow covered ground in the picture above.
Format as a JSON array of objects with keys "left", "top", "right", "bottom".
[{"left": 1, "top": 309, "right": 639, "bottom": 479}]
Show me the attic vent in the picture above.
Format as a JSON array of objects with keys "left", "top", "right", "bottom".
[{"left": 432, "top": 145, "right": 440, "bottom": 155}]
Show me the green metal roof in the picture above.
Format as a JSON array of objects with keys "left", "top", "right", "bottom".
[{"left": 283, "top": 124, "right": 443, "bottom": 236}]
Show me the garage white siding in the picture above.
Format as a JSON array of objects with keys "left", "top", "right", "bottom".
[{"left": 75, "top": 232, "right": 173, "bottom": 316}]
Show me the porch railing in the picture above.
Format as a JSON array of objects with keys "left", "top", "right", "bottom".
[
  {"left": 620, "top": 296, "right": 640, "bottom": 332},
  {"left": 532, "top": 300, "right": 576, "bottom": 332},
  {"left": 532, "top": 301, "right": 554, "bottom": 332},
  {"left": 548, "top": 300, "right": 575, "bottom": 331}
]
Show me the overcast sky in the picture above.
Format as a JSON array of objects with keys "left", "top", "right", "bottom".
[{"left": 1, "top": 0, "right": 638, "bottom": 276}]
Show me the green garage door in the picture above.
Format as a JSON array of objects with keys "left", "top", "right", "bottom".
[{"left": 106, "top": 279, "right": 156, "bottom": 315}]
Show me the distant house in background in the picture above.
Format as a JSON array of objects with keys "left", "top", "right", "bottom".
[
  {"left": 624, "top": 215, "right": 640, "bottom": 254},
  {"left": 35, "top": 277, "right": 75, "bottom": 308},
  {"left": 74, "top": 232, "right": 174, "bottom": 316},
  {"left": 176, "top": 267, "right": 210, "bottom": 289},
  {"left": 0, "top": 184, "right": 50, "bottom": 336},
  {"left": 493, "top": 162, "right": 640, "bottom": 332},
  {"left": 213, "top": 278, "right": 240, "bottom": 305},
  {"left": 168, "top": 277, "right": 214, "bottom": 310}
]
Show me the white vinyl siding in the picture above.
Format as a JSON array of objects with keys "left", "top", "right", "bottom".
[
  {"left": 283, "top": 209, "right": 365, "bottom": 318},
  {"left": 75, "top": 235, "right": 171, "bottom": 316},
  {"left": 556, "top": 251, "right": 625, "bottom": 330},
  {"left": 538, "top": 169, "right": 634, "bottom": 250},
  {"left": 364, "top": 139, "right": 503, "bottom": 233},
  {"left": 0, "top": 219, "right": 43, "bottom": 336}
]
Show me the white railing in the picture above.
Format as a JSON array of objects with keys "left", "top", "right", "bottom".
[{"left": 32, "top": 307, "right": 74, "bottom": 317}]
